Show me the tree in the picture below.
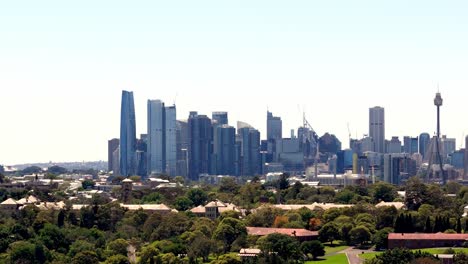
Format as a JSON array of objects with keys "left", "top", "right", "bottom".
[
  {"left": 424, "top": 216, "right": 432, "bottom": 233},
  {"left": 104, "top": 255, "right": 130, "bottom": 264},
  {"left": 68, "top": 240, "right": 95, "bottom": 258},
  {"left": 107, "top": 239, "right": 129, "bottom": 256},
  {"left": 72, "top": 251, "right": 99, "bottom": 264},
  {"left": 8, "top": 241, "right": 43, "bottom": 264},
  {"left": 319, "top": 222, "right": 340, "bottom": 245},
  {"left": 368, "top": 248, "right": 436, "bottom": 264},
  {"left": 21, "top": 166, "right": 43, "bottom": 175},
  {"left": 372, "top": 227, "right": 393, "bottom": 250},
  {"left": 405, "top": 177, "right": 429, "bottom": 210},
  {"left": 138, "top": 245, "right": 160, "bottom": 264},
  {"left": 453, "top": 252, "right": 468, "bottom": 264},
  {"left": 57, "top": 210, "right": 65, "bottom": 228},
  {"left": 210, "top": 253, "right": 241, "bottom": 264},
  {"left": 213, "top": 217, "right": 247, "bottom": 252},
  {"left": 258, "top": 233, "right": 301, "bottom": 261},
  {"left": 48, "top": 165, "right": 68, "bottom": 175},
  {"left": 301, "top": 240, "right": 325, "bottom": 260},
  {"left": 349, "top": 226, "right": 371, "bottom": 247},
  {"left": 174, "top": 196, "right": 194, "bottom": 211},
  {"left": 186, "top": 188, "right": 208, "bottom": 206},
  {"left": 82, "top": 179, "right": 96, "bottom": 190},
  {"left": 457, "top": 218, "right": 462, "bottom": 233}
]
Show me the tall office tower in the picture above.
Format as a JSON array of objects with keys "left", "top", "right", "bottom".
[
  {"left": 465, "top": 135, "right": 468, "bottom": 178},
  {"left": 238, "top": 126, "right": 261, "bottom": 176},
  {"left": 112, "top": 147, "right": 120, "bottom": 176},
  {"left": 387, "top": 136, "right": 402, "bottom": 153},
  {"left": 147, "top": 100, "right": 166, "bottom": 175},
  {"left": 360, "top": 136, "right": 375, "bottom": 153},
  {"left": 441, "top": 135, "right": 456, "bottom": 158},
  {"left": 120, "top": 90, "right": 137, "bottom": 176},
  {"left": 267, "top": 111, "right": 282, "bottom": 140},
  {"left": 403, "top": 136, "right": 419, "bottom": 154},
  {"left": 214, "top": 125, "right": 236, "bottom": 175},
  {"left": 108, "top": 138, "right": 120, "bottom": 172},
  {"left": 419, "top": 133, "right": 431, "bottom": 160},
  {"left": 212, "top": 111, "right": 229, "bottom": 174},
  {"left": 176, "top": 120, "right": 188, "bottom": 177},
  {"left": 188, "top": 112, "right": 213, "bottom": 181},
  {"left": 212, "top": 112, "right": 228, "bottom": 126},
  {"left": 147, "top": 100, "right": 177, "bottom": 177},
  {"left": 136, "top": 135, "right": 148, "bottom": 176},
  {"left": 369, "top": 106, "right": 385, "bottom": 153},
  {"left": 165, "top": 106, "right": 177, "bottom": 176}
]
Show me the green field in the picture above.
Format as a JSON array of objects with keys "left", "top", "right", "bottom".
[
  {"left": 360, "top": 248, "right": 468, "bottom": 260},
  {"left": 305, "top": 253, "right": 348, "bottom": 264},
  {"left": 325, "top": 245, "right": 349, "bottom": 255}
]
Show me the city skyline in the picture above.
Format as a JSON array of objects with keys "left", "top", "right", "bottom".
[{"left": 1, "top": 1, "right": 468, "bottom": 164}]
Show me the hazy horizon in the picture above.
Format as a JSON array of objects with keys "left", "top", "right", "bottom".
[{"left": 1, "top": 1, "right": 468, "bottom": 165}]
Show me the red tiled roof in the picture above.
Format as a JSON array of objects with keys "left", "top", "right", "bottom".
[
  {"left": 388, "top": 233, "right": 468, "bottom": 240},
  {"left": 246, "top": 227, "right": 318, "bottom": 237}
]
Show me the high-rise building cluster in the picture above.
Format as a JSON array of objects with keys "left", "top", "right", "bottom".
[{"left": 109, "top": 91, "right": 467, "bottom": 184}]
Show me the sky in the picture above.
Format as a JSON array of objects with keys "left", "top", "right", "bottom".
[{"left": 1, "top": 1, "right": 468, "bottom": 165}]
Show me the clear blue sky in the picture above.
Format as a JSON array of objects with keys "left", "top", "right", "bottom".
[{"left": 1, "top": 1, "right": 468, "bottom": 164}]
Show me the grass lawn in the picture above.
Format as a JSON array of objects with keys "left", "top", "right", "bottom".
[
  {"left": 305, "top": 253, "right": 348, "bottom": 264},
  {"left": 325, "top": 245, "right": 349, "bottom": 255}
]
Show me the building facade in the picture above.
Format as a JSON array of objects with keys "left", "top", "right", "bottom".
[
  {"left": 267, "top": 111, "right": 282, "bottom": 141},
  {"left": 120, "top": 90, "right": 137, "bottom": 176},
  {"left": 188, "top": 112, "right": 213, "bottom": 181},
  {"left": 419, "top": 132, "right": 431, "bottom": 160},
  {"left": 147, "top": 100, "right": 166, "bottom": 175},
  {"left": 369, "top": 106, "right": 385, "bottom": 153},
  {"left": 108, "top": 138, "right": 119, "bottom": 172}
]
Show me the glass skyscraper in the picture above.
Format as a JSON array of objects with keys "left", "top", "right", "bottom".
[
  {"left": 147, "top": 100, "right": 166, "bottom": 175},
  {"left": 188, "top": 112, "right": 212, "bottom": 181},
  {"left": 369, "top": 106, "right": 385, "bottom": 153},
  {"left": 267, "top": 111, "right": 282, "bottom": 141},
  {"left": 120, "top": 90, "right": 137, "bottom": 176},
  {"left": 419, "top": 132, "right": 430, "bottom": 159},
  {"left": 147, "top": 100, "right": 177, "bottom": 177}
]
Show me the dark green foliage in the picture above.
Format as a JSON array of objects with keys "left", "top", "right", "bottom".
[
  {"left": 186, "top": 188, "right": 208, "bottom": 206},
  {"left": 372, "top": 227, "right": 393, "bottom": 250},
  {"left": 319, "top": 222, "right": 340, "bottom": 245},
  {"left": 368, "top": 248, "right": 437, "bottom": 264},
  {"left": 301, "top": 240, "right": 325, "bottom": 260},
  {"left": 424, "top": 216, "right": 431, "bottom": 233},
  {"left": 213, "top": 217, "right": 247, "bottom": 252},
  {"left": 258, "top": 233, "right": 301, "bottom": 262},
  {"left": 48, "top": 166, "right": 68, "bottom": 175},
  {"left": 71, "top": 251, "right": 99, "bottom": 264}
]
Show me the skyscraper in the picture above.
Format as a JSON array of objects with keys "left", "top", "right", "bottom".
[
  {"left": 212, "top": 112, "right": 228, "bottom": 126},
  {"left": 369, "top": 106, "right": 385, "bottom": 153},
  {"left": 419, "top": 133, "right": 431, "bottom": 160},
  {"left": 267, "top": 111, "right": 282, "bottom": 141},
  {"left": 108, "top": 138, "right": 119, "bottom": 172},
  {"left": 176, "top": 120, "right": 188, "bottom": 177},
  {"left": 147, "top": 100, "right": 177, "bottom": 177},
  {"left": 214, "top": 125, "right": 236, "bottom": 175},
  {"left": 147, "top": 100, "right": 166, "bottom": 175},
  {"left": 403, "top": 136, "right": 418, "bottom": 154},
  {"left": 165, "top": 105, "right": 177, "bottom": 176},
  {"left": 238, "top": 126, "right": 261, "bottom": 176},
  {"left": 120, "top": 90, "right": 137, "bottom": 176},
  {"left": 188, "top": 112, "right": 212, "bottom": 181}
]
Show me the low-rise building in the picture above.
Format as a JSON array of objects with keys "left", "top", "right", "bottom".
[
  {"left": 388, "top": 233, "right": 468, "bottom": 249},
  {"left": 246, "top": 227, "right": 318, "bottom": 242}
]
